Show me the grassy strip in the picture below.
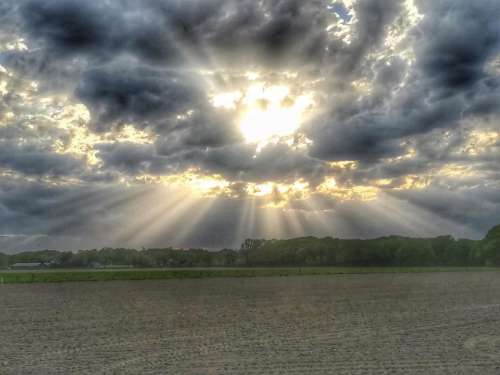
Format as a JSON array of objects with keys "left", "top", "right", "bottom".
[{"left": 0, "top": 267, "right": 499, "bottom": 284}]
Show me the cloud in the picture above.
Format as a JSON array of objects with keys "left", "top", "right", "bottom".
[
  {"left": 20, "top": 0, "right": 179, "bottom": 64},
  {"left": 389, "top": 186, "right": 500, "bottom": 234},
  {"left": 308, "top": 0, "right": 500, "bottom": 165},
  {"left": 76, "top": 64, "right": 205, "bottom": 132},
  {"left": 200, "top": 142, "right": 329, "bottom": 183},
  {"left": 415, "top": 0, "right": 500, "bottom": 91},
  {"left": 0, "top": 141, "right": 84, "bottom": 176},
  {"left": 16, "top": 0, "right": 337, "bottom": 70}
]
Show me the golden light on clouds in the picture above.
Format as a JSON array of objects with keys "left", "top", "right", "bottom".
[
  {"left": 464, "top": 130, "right": 499, "bottom": 156},
  {"left": 317, "top": 177, "right": 379, "bottom": 201},
  {"left": 329, "top": 160, "right": 359, "bottom": 170},
  {"left": 247, "top": 179, "right": 310, "bottom": 208},
  {"left": 438, "top": 164, "right": 477, "bottom": 178},
  {"left": 139, "top": 167, "right": 396, "bottom": 208},
  {"left": 384, "top": 148, "right": 417, "bottom": 164},
  {"left": 0, "top": 62, "right": 468, "bottom": 210},
  {"left": 50, "top": 100, "right": 154, "bottom": 165},
  {"left": 397, "top": 175, "right": 430, "bottom": 190},
  {"left": 139, "top": 170, "right": 315, "bottom": 208},
  {"left": 149, "top": 170, "right": 232, "bottom": 198},
  {"left": 5, "top": 38, "right": 28, "bottom": 51}
]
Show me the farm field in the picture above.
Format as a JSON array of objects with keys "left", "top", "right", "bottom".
[
  {"left": 1, "top": 266, "right": 499, "bottom": 284},
  {"left": 2, "top": 272, "right": 500, "bottom": 374}
]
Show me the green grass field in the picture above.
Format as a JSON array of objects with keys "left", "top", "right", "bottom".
[{"left": 1, "top": 267, "right": 499, "bottom": 284}]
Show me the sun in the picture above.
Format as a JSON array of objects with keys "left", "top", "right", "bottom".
[
  {"left": 212, "top": 83, "right": 314, "bottom": 145},
  {"left": 239, "top": 84, "right": 314, "bottom": 144}
]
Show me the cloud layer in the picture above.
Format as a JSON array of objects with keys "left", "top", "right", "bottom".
[{"left": 0, "top": 0, "right": 499, "bottom": 251}]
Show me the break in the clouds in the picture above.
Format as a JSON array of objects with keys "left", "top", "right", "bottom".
[{"left": 0, "top": 0, "right": 499, "bottom": 251}]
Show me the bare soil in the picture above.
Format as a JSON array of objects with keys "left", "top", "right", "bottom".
[{"left": 1, "top": 272, "right": 500, "bottom": 374}]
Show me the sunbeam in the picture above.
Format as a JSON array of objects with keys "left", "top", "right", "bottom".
[
  {"left": 170, "top": 197, "right": 217, "bottom": 246},
  {"left": 118, "top": 188, "right": 194, "bottom": 248},
  {"left": 233, "top": 197, "right": 258, "bottom": 248}
]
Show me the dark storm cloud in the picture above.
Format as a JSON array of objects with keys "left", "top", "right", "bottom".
[
  {"left": 0, "top": 120, "right": 85, "bottom": 177},
  {"left": 75, "top": 65, "right": 204, "bottom": 132},
  {"left": 415, "top": 0, "right": 500, "bottom": 91},
  {"left": 17, "top": 0, "right": 334, "bottom": 69},
  {"left": 19, "top": 0, "right": 179, "bottom": 64},
  {"left": 0, "top": 178, "right": 152, "bottom": 238},
  {"left": 0, "top": 141, "right": 84, "bottom": 176},
  {"left": 9, "top": 0, "right": 500, "bottom": 142},
  {"left": 4, "top": 0, "right": 500, "bottom": 176},
  {"left": 325, "top": 119, "right": 500, "bottom": 188},
  {"left": 200, "top": 143, "right": 329, "bottom": 183},
  {"left": 21, "top": 0, "right": 112, "bottom": 54},
  {"left": 14, "top": 0, "right": 481, "bottom": 169},
  {"left": 161, "top": 109, "right": 242, "bottom": 149},
  {"left": 374, "top": 57, "right": 407, "bottom": 88},
  {"left": 97, "top": 141, "right": 328, "bottom": 184},
  {"left": 389, "top": 186, "right": 500, "bottom": 235},
  {"left": 308, "top": 114, "right": 405, "bottom": 162},
  {"left": 95, "top": 142, "right": 171, "bottom": 176},
  {"left": 155, "top": 0, "right": 331, "bottom": 67},
  {"left": 1, "top": 50, "right": 86, "bottom": 91},
  {"left": 2, "top": 0, "right": 339, "bottom": 141},
  {"left": 309, "top": 0, "right": 500, "bottom": 164},
  {"left": 0, "top": 2, "right": 21, "bottom": 47},
  {"left": 325, "top": 0, "right": 404, "bottom": 76}
]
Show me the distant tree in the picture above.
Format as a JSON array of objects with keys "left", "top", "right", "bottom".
[
  {"left": 485, "top": 225, "right": 500, "bottom": 241},
  {"left": 3, "top": 224, "right": 500, "bottom": 269},
  {"left": 479, "top": 225, "right": 500, "bottom": 266},
  {"left": 0, "top": 253, "right": 8, "bottom": 269}
]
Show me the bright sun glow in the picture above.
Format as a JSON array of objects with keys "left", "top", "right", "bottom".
[{"left": 212, "top": 83, "right": 314, "bottom": 145}]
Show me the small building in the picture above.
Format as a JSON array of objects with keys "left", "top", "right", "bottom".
[{"left": 10, "top": 262, "right": 46, "bottom": 270}]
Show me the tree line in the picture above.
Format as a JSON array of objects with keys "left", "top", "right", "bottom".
[{"left": 1, "top": 225, "right": 499, "bottom": 269}]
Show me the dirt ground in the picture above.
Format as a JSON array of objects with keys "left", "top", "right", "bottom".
[{"left": 1, "top": 272, "right": 500, "bottom": 374}]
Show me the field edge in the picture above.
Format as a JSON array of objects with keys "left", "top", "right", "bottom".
[{"left": 1, "top": 267, "right": 500, "bottom": 284}]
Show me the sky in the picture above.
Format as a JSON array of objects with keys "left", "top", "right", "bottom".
[{"left": 0, "top": 0, "right": 499, "bottom": 252}]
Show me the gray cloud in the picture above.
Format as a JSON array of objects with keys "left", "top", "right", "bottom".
[
  {"left": 389, "top": 186, "right": 500, "bottom": 234},
  {"left": 415, "top": 0, "right": 500, "bottom": 91},
  {"left": 309, "top": 0, "right": 500, "bottom": 164},
  {"left": 0, "top": 142, "right": 84, "bottom": 176},
  {"left": 76, "top": 64, "right": 205, "bottom": 132},
  {"left": 200, "top": 143, "right": 329, "bottom": 183},
  {"left": 16, "top": 0, "right": 336, "bottom": 69},
  {"left": 326, "top": 0, "right": 404, "bottom": 76}
]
